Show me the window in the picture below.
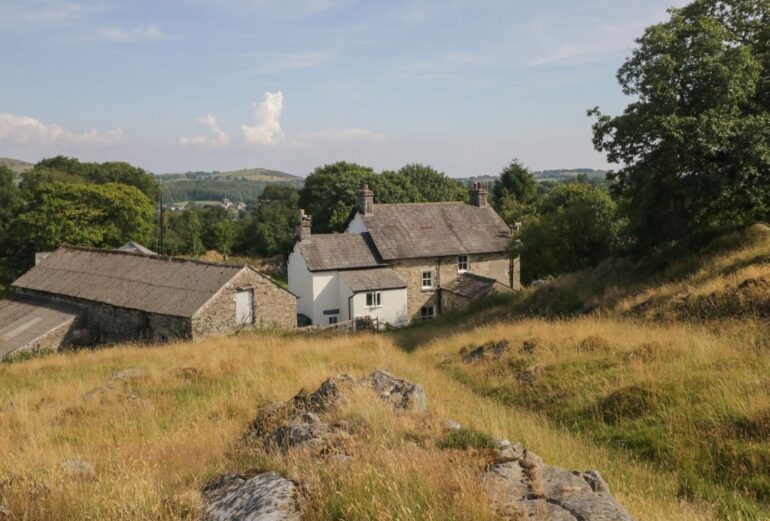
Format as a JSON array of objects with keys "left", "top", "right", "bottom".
[
  {"left": 420, "top": 306, "right": 435, "bottom": 320},
  {"left": 366, "top": 291, "right": 382, "bottom": 308},
  {"left": 328, "top": 315, "right": 338, "bottom": 325},
  {"left": 458, "top": 255, "right": 469, "bottom": 272},
  {"left": 421, "top": 271, "right": 434, "bottom": 289}
]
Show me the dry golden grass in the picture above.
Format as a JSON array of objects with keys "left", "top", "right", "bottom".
[{"left": 0, "top": 331, "right": 711, "bottom": 521}]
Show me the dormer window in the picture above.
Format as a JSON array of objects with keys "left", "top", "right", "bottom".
[{"left": 458, "top": 255, "right": 469, "bottom": 272}]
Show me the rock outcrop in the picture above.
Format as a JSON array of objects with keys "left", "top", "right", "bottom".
[
  {"left": 202, "top": 472, "right": 301, "bottom": 521},
  {"left": 203, "top": 370, "right": 633, "bottom": 521},
  {"left": 483, "top": 440, "right": 633, "bottom": 521}
]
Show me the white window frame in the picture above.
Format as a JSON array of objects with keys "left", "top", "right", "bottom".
[
  {"left": 328, "top": 315, "right": 339, "bottom": 325},
  {"left": 458, "top": 255, "right": 469, "bottom": 273},
  {"left": 421, "top": 271, "right": 434, "bottom": 290},
  {"left": 420, "top": 306, "right": 435, "bottom": 320},
  {"left": 365, "top": 291, "right": 382, "bottom": 308}
]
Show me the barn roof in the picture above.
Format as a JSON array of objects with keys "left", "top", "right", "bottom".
[
  {"left": 12, "top": 245, "right": 245, "bottom": 317},
  {"left": 298, "top": 233, "right": 384, "bottom": 272},
  {"left": 340, "top": 268, "right": 406, "bottom": 292},
  {"left": 0, "top": 295, "right": 82, "bottom": 360},
  {"left": 441, "top": 272, "right": 498, "bottom": 300},
  {"left": 359, "top": 203, "right": 511, "bottom": 260}
]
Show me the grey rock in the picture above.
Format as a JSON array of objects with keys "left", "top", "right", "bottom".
[
  {"left": 483, "top": 449, "right": 634, "bottom": 521},
  {"left": 202, "top": 472, "right": 301, "bottom": 521},
  {"left": 60, "top": 459, "right": 96, "bottom": 479},
  {"left": 367, "top": 369, "right": 428, "bottom": 413}
]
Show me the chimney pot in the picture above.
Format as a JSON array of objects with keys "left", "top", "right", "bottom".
[{"left": 356, "top": 181, "right": 374, "bottom": 215}]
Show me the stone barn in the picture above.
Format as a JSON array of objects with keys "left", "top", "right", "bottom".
[{"left": 0, "top": 245, "right": 296, "bottom": 360}]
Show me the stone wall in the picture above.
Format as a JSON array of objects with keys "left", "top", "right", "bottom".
[
  {"left": 391, "top": 253, "right": 513, "bottom": 322},
  {"left": 192, "top": 268, "right": 296, "bottom": 338},
  {"left": 10, "top": 317, "right": 78, "bottom": 358}
]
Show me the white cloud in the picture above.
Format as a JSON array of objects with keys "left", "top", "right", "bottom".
[
  {"left": 98, "top": 23, "right": 171, "bottom": 43},
  {"left": 0, "top": 113, "right": 123, "bottom": 145},
  {"left": 241, "top": 91, "right": 284, "bottom": 145},
  {"left": 300, "top": 128, "right": 386, "bottom": 142},
  {"left": 179, "top": 115, "right": 231, "bottom": 147}
]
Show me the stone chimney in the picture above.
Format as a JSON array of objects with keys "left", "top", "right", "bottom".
[
  {"left": 356, "top": 182, "right": 374, "bottom": 215},
  {"left": 470, "top": 181, "right": 489, "bottom": 207},
  {"left": 297, "top": 209, "right": 312, "bottom": 241}
]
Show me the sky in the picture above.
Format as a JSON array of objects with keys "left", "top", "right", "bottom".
[{"left": 0, "top": 0, "right": 689, "bottom": 177}]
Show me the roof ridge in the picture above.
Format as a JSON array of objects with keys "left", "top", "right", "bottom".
[{"left": 58, "top": 244, "right": 243, "bottom": 270}]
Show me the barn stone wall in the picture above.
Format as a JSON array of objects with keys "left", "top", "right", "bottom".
[
  {"left": 8, "top": 317, "right": 78, "bottom": 359},
  {"left": 192, "top": 268, "right": 296, "bottom": 339}
]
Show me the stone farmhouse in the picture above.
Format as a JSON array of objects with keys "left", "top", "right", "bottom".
[
  {"left": 288, "top": 182, "right": 520, "bottom": 327},
  {"left": 0, "top": 245, "right": 296, "bottom": 360}
]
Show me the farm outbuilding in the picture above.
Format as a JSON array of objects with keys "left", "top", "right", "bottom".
[{"left": 0, "top": 245, "right": 296, "bottom": 360}]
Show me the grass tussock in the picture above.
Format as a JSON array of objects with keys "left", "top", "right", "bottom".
[
  {"left": 416, "top": 317, "right": 770, "bottom": 519},
  {"left": 0, "top": 331, "right": 710, "bottom": 521}
]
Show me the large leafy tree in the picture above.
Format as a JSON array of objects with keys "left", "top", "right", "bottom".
[
  {"left": 590, "top": 0, "right": 770, "bottom": 255},
  {"left": 0, "top": 167, "right": 22, "bottom": 283},
  {"left": 397, "top": 163, "right": 467, "bottom": 202},
  {"left": 299, "top": 161, "right": 374, "bottom": 233},
  {"left": 492, "top": 159, "right": 538, "bottom": 224},
  {"left": 236, "top": 185, "right": 301, "bottom": 256},
  {"left": 515, "top": 183, "right": 624, "bottom": 282}
]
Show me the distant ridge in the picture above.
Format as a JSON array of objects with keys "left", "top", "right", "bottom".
[
  {"left": 0, "top": 157, "right": 33, "bottom": 175},
  {"left": 160, "top": 167, "right": 300, "bottom": 182}
]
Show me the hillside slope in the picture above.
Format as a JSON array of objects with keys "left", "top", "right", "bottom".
[{"left": 0, "top": 157, "right": 33, "bottom": 175}]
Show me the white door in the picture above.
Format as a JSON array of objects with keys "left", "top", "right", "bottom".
[{"left": 235, "top": 290, "right": 254, "bottom": 324}]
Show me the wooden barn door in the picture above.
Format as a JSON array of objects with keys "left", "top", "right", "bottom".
[{"left": 236, "top": 290, "right": 254, "bottom": 325}]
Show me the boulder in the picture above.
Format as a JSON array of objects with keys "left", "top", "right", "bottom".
[
  {"left": 367, "top": 369, "right": 428, "bottom": 413},
  {"left": 202, "top": 472, "right": 301, "bottom": 521},
  {"left": 483, "top": 446, "right": 633, "bottom": 521},
  {"left": 60, "top": 459, "right": 96, "bottom": 480}
]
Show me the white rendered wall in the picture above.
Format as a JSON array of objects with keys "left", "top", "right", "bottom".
[
  {"left": 287, "top": 244, "right": 313, "bottom": 319},
  {"left": 349, "top": 287, "right": 408, "bottom": 327},
  {"left": 346, "top": 213, "right": 367, "bottom": 234},
  {"left": 310, "top": 271, "right": 340, "bottom": 325}
]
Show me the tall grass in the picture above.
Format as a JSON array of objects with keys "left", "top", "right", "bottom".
[{"left": 0, "top": 332, "right": 708, "bottom": 520}]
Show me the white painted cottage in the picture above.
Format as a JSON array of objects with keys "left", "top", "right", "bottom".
[{"left": 288, "top": 182, "right": 519, "bottom": 328}]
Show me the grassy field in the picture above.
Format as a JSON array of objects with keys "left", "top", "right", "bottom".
[{"left": 2, "top": 229, "right": 770, "bottom": 520}]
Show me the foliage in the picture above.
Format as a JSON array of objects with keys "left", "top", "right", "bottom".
[
  {"left": 397, "top": 163, "right": 467, "bottom": 203},
  {"left": 492, "top": 159, "right": 537, "bottom": 206},
  {"left": 236, "top": 185, "right": 301, "bottom": 256},
  {"left": 160, "top": 178, "right": 302, "bottom": 204},
  {"left": 590, "top": 0, "right": 770, "bottom": 256},
  {"left": 514, "top": 183, "right": 624, "bottom": 282},
  {"left": 299, "top": 161, "right": 374, "bottom": 233},
  {"left": 436, "top": 427, "right": 497, "bottom": 450}
]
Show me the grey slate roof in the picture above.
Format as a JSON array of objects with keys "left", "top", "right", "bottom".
[
  {"left": 299, "top": 233, "right": 383, "bottom": 272},
  {"left": 0, "top": 295, "right": 82, "bottom": 360},
  {"left": 359, "top": 203, "right": 511, "bottom": 260},
  {"left": 13, "top": 245, "right": 245, "bottom": 317},
  {"left": 117, "top": 242, "right": 157, "bottom": 256},
  {"left": 340, "top": 269, "right": 407, "bottom": 292},
  {"left": 442, "top": 272, "right": 498, "bottom": 299}
]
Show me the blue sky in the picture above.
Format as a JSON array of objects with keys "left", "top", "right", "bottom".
[{"left": 0, "top": 0, "right": 688, "bottom": 177}]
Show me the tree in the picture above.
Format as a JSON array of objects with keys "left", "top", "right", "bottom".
[
  {"left": 515, "top": 184, "right": 624, "bottom": 282},
  {"left": 0, "top": 166, "right": 22, "bottom": 281},
  {"left": 397, "top": 164, "right": 467, "bottom": 202},
  {"left": 493, "top": 159, "right": 537, "bottom": 205},
  {"left": 590, "top": 0, "right": 770, "bottom": 255},
  {"left": 200, "top": 207, "right": 235, "bottom": 255},
  {"left": 299, "top": 162, "right": 374, "bottom": 233},
  {"left": 14, "top": 180, "right": 154, "bottom": 258},
  {"left": 236, "top": 186, "right": 301, "bottom": 256},
  {"left": 34, "top": 156, "right": 160, "bottom": 201}
]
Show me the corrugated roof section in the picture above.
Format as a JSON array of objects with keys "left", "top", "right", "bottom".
[
  {"left": 340, "top": 269, "right": 407, "bottom": 292},
  {"left": 360, "top": 203, "right": 511, "bottom": 260},
  {"left": 0, "top": 295, "right": 82, "bottom": 359},
  {"left": 13, "top": 246, "right": 244, "bottom": 317},
  {"left": 299, "top": 232, "right": 384, "bottom": 271}
]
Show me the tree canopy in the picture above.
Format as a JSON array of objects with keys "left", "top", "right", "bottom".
[{"left": 590, "top": 0, "right": 770, "bottom": 255}]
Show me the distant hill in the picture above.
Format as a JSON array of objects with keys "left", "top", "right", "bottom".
[
  {"left": 458, "top": 169, "right": 608, "bottom": 187},
  {"left": 157, "top": 167, "right": 303, "bottom": 204},
  {"left": 0, "top": 157, "right": 33, "bottom": 175}
]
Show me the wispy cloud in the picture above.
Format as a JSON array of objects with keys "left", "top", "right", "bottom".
[
  {"left": 0, "top": 113, "right": 123, "bottom": 145},
  {"left": 0, "top": 1, "right": 102, "bottom": 25},
  {"left": 248, "top": 50, "right": 336, "bottom": 74},
  {"left": 241, "top": 91, "right": 284, "bottom": 145},
  {"left": 98, "top": 23, "right": 171, "bottom": 43},
  {"left": 218, "top": 0, "right": 348, "bottom": 17},
  {"left": 179, "top": 115, "right": 231, "bottom": 147}
]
